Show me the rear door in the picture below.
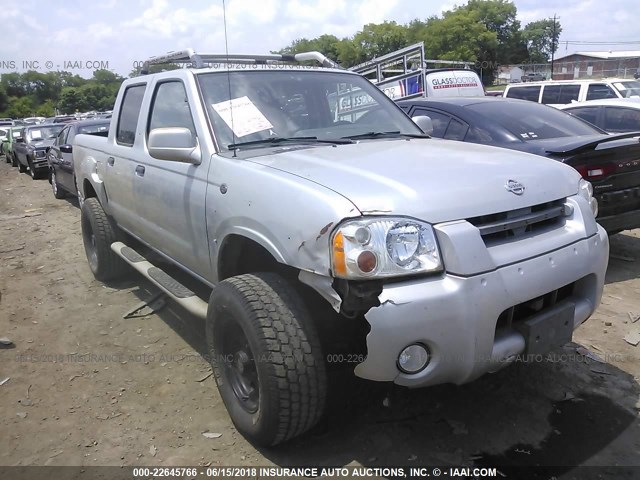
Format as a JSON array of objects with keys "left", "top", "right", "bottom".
[{"left": 103, "top": 83, "right": 147, "bottom": 234}]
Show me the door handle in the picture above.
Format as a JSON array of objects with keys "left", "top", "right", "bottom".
[
  {"left": 135, "top": 165, "right": 145, "bottom": 177},
  {"left": 107, "top": 156, "right": 115, "bottom": 166}
]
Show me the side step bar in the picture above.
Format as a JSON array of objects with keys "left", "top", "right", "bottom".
[{"left": 111, "top": 241, "right": 208, "bottom": 319}]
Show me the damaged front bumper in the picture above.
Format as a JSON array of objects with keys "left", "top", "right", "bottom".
[{"left": 353, "top": 225, "right": 609, "bottom": 388}]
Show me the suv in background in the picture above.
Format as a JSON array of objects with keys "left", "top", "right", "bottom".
[{"left": 504, "top": 78, "right": 640, "bottom": 106}]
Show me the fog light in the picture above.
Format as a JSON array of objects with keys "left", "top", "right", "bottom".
[{"left": 397, "top": 344, "right": 430, "bottom": 374}]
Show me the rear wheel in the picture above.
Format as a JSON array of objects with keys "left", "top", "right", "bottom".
[
  {"left": 206, "top": 273, "right": 327, "bottom": 446},
  {"left": 51, "top": 169, "right": 66, "bottom": 199},
  {"left": 80, "top": 198, "right": 126, "bottom": 281},
  {"left": 10, "top": 153, "right": 18, "bottom": 167}
]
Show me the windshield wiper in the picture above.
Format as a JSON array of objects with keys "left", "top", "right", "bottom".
[
  {"left": 228, "top": 136, "right": 353, "bottom": 150},
  {"left": 341, "top": 131, "right": 430, "bottom": 140}
]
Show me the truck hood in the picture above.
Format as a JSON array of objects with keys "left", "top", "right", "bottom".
[{"left": 251, "top": 138, "right": 582, "bottom": 223}]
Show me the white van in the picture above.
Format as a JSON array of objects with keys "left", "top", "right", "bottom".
[
  {"left": 350, "top": 43, "right": 485, "bottom": 100},
  {"left": 503, "top": 78, "right": 640, "bottom": 106}
]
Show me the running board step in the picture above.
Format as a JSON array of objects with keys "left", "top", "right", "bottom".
[{"left": 111, "top": 241, "right": 208, "bottom": 319}]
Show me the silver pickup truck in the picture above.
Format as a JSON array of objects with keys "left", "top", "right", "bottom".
[{"left": 74, "top": 49, "right": 609, "bottom": 446}]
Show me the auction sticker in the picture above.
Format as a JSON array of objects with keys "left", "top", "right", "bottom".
[{"left": 212, "top": 96, "right": 273, "bottom": 138}]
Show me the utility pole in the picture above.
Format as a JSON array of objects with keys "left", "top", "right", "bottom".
[{"left": 550, "top": 14, "right": 557, "bottom": 80}]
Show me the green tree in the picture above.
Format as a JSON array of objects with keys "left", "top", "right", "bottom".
[
  {"left": 36, "top": 100, "right": 56, "bottom": 117},
  {"left": 5, "top": 96, "right": 34, "bottom": 118},
  {"left": 350, "top": 21, "right": 409, "bottom": 65},
  {"left": 58, "top": 87, "right": 83, "bottom": 114},
  {"left": 423, "top": 9, "right": 498, "bottom": 63},
  {"left": 462, "top": 0, "right": 528, "bottom": 64},
  {"left": 523, "top": 18, "right": 562, "bottom": 63}
]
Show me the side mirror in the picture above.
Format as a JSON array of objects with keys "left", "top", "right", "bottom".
[
  {"left": 60, "top": 144, "right": 73, "bottom": 153},
  {"left": 148, "top": 127, "right": 201, "bottom": 164},
  {"left": 412, "top": 115, "right": 434, "bottom": 136}
]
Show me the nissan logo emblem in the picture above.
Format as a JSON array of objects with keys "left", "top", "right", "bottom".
[{"left": 505, "top": 179, "right": 525, "bottom": 195}]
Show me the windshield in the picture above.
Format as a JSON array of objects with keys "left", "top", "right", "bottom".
[
  {"left": 27, "top": 125, "right": 64, "bottom": 141},
  {"left": 612, "top": 81, "right": 640, "bottom": 98},
  {"left": 197, "top": 70, "right": 422, "bottom": 150},
  {"left": 467, "top": 100, "right": 601, "bottom": 140}
]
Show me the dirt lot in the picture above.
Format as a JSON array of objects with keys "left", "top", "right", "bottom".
[{"left": 1, "top": 157, "right": 640, "bottom": 476}]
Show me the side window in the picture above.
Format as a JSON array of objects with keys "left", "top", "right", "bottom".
[
  {"left": 566, "top": 107, "right": 599, "bottom": 127},
  {"left": 412, "top": 108, "right": 450, "bottom": 138},
  {"left": 116, "top": 84, "right": 146, "bottom": 146},
  {"left": 541, "top": 85, "right": 580, "bottom": 104},
  {"left": 506, "top": 86, "right": 541, "bottom": 102},
  {"left": 603, "top": 107, "right": 640, "bottom": 133},
  {"left": 444, "top": 118, "right": 468, "bottom": 140},
  {"left": 586, "top": 84, "right": 617, "bottom": 101},
  {"left": 56, "top": 127, "right": 69, "bottom": 146},
  {"left": 558, "top": 85, "right": 580, "bottom": 104},
  {"left": 541, "top": 85, "right": 562, "bottom": 104},
  {"left": 148, "top": 81, "right": 196, "bottom": 136},
  {"left": 67, "top": 128, "right": 76, "bottom": 145}
]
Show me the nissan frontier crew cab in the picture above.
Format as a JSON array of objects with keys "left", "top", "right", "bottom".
[{"left": 73, "top": 49, "right": 609, "bottom": 447}]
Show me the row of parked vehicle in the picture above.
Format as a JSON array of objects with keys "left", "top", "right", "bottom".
[{"left": 1, "top": 118, "right": 109, "bottom": 190}]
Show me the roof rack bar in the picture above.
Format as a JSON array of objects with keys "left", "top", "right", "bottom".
[{"left": 140, "top": 49, "right": 339, "bottom": 75}]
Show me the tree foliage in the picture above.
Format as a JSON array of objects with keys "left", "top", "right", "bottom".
[
  {"left": 276, "top": 0, "right": 561, "bottom": 84},
  {"left": 523, "top": 19, "right": 562, "bottom": 63},
  {"left": 0, "top": 69, "right": 124, "bottom": 117}
]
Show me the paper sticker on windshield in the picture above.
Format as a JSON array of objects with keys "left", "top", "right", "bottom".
[
  {"left": 212, "top": 96, "right": 273, "bottom": 138},
  {"left": 30, "top": 130, "right": 42, "bottom": 139}
]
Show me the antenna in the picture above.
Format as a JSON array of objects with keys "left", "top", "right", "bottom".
[{"left": 222, "top": 0, "right": 237, "bottom": 157}]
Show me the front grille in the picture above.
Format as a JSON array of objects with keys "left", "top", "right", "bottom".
[
  {"left": 35, "top": 149, "right": 47, "bottom": 158},
  {"left": 468, "top": 199, "right": 567, "bottom": 244},
  {"left": 495, "top": 281, "right": 575, "bottom": 332}
]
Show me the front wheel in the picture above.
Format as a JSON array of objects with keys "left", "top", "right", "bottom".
[
  {"left": 206, "top": 273, "right": 327, "bottom": 446},
  {"left": 29, "top": 160, "right": 44, "bottom": 180},
  {"left": 18, "top": 160, "right": 26, "bottom": 173},
  {"left": 80, "top": 198, "right": 126, "bottom": 281}
]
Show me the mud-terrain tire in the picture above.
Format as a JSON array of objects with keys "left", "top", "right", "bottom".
[
  {"left": 80, "top": 198, "right": 126, "bottom": 281},
  {"left": 206, "top": 272, "right": 327, "bottom": 446}
]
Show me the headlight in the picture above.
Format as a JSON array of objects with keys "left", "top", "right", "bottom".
[
  {"left": 578, "top": 179, "right": 598, "bottom": 217},
  {"left": 331, "top": 217, "right": 443, "bottom": 279}
]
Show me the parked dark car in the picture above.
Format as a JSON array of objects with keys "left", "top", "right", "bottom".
[
  {"left": 47, "top": 119, "right": 109, "bottom": 199},
  {"left": 13, "top": 124, "right": 64, "bottom": 179},
  {"left": 398, "top": 97, "right": 640, "bottom": 233}
]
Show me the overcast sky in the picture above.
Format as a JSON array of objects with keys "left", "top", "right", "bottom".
[{"left": 0, "top": 0, "right": 637, "bottom": 78}]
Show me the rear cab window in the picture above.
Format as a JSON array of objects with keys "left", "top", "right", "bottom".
[
  {"left": 467, "top": 101, "right": 599, "bottom": 140},
  {"left": 116, "top": 84, "right": 146, "bottom": 146}
]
